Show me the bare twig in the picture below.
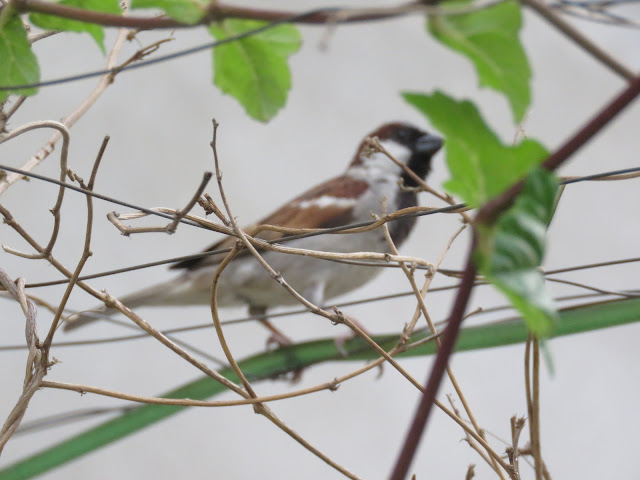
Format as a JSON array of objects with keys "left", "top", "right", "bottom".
[
  {"left": 27, "top": 30, "right": 59, "bottom": 42},
  {"left": 0, "top": 23, "right": 129, "bottom": 195},
  {"left": 380, "top": 214, "right": 508, "bottom": 479},
  {"left": 107, "top": 172, "right": 213, "bottom": 235},
  {"left": 0, "top": 270, "right": 43, "bottom": 454},
  {"left": 42, "top": 137, "right": 107, "bottom": 349},
  {"left": 209, "top": 120, "right": 361, "bottom": 480},
  {"left": 41, "top": 378, "right": 341, "bottom": 407},
  {"left": 368, "top": 136, "right": 474, "bottom": 225},
  {"left": 0, "top": 164, "right": 635, "bottom": 290},
  {"left": 331, "top": 307, "right": 425, "bottom": 390},
  {"left": 0, "top": 96, "right": 26, "bottom": 132},
  {"left": 465, "top": 464, "right": 476, "bottom": 480},
  {"left": 197, "top": 193, "right": 230, "bottom": 225},
  {"left": 391, "top": 74, "right": 640, "bottom": 480},
  {"left": 0, "top": 120, "right": 71, "bottom": 259},
  {"left": 506, "top": 416, "right": 526, "bottom": 479},
  {"left": 529, "top": 337, "right": 543, "bottom": 480},
  {"left": 522, "top": 0, "right": 635, "bottom": 81},
  {"left": 0, "top": 199, "right": 248, "bottom": 398},
  {"left": 7, "top": 0, "right": 509, "bottom": 31},
  {"left": 446, "top": 395, "right": 496, "bottom": 472},
  {"left": 546, "top": 277, "right": 640, "bottom": 298}
]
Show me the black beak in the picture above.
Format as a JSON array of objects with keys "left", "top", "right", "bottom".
[{"left": 416, "top": 133, "right": 444, "bottom": 154}]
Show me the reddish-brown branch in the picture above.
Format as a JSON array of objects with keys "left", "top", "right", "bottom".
[
  {"left": 389, "top": 74, "right": 640, "bottom": 480},
  {"left": 479, "top": 73, "right": 640, "bottom": 225},
  {"left": 9, "top": 0, "right": 409, "bottom": 29}
]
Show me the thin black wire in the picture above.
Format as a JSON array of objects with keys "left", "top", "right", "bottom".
[
  {"left": 4, "top": 286, "right": 625, "bottom": 436},
  {"left": 0, "top": 8, "right": 337, "bottom": 91},
  {"left": 3, "top": 164, "right": 636, "bottom": 289},
  {"left": 0, "top": 163, "right": 208, "bottom": 229},
  {"left": 1, "top": 283, "right": 633, "bottom": 351},
  {"left": 14, "top": 407, "right": 137, "bottom": 435},
  {"left": 550, "top": 0, "right": 640, "bottom": 28},
  {"left": 561, "top": 166, "right": 640, "bottom": 183}
]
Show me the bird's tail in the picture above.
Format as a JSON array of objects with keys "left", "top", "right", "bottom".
[{"left": 63, "top": 279, "right": 184, "bottom": 331}]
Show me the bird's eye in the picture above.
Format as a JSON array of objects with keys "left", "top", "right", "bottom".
[{"left": 395, "top": 128, "right": 412, "bottom": 142}]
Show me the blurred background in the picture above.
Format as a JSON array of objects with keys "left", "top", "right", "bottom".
[{"left": 1, "top": 0, "right": 639, "bottom": 478}]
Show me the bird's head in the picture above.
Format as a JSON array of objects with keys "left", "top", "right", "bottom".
[{"left": 348, "top": 122, "right": 443, "bottom": 186}]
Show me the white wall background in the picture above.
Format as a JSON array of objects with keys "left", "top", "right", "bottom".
[{"left": 1, "top": 1, "right": 639, "bottom": 478}]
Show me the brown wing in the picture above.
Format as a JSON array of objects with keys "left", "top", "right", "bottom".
[{"left": 170, "top": 175, "right": 368, "bottom": 270}]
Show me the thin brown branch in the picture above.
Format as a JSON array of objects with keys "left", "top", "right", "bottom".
[
  {"left": 0, "top": 96, "right": 26, "bottom": 132},
  {"left": 560, "top": 171, "right": 640, "bottom": 182},
  {"left": 479, "top": 74, "right": 640, "bottom": 225},
  {"left": 209, "top": 120, "right": 361, "bottom": 480},
  {"left": 0, "top": 160, "right": 634, "bottom": 289},
  {"left": 41, "top": 378, "right": 340, "bottom": 407},
  {"left": 521, "top": 0, "right": 635, "bottom": 81},
  {"left": 0, "top": 23, "right": 129, "bottom": 195},
  {"left": 506, "top": 416, "right": 526, "bottom": 479},
  {"left": 369, "top": 137, "right": 474, "bottom": 225},
  {"left": 390, "top": 246, "right": 478, "bottom": 480},
  {"left": 466, "top": 465, "right": 476, "bottom": 480},
  {"left": 42, "top": 136, "right": 108, "bottom": 350},
  {"left": 446, "top": 395, "right": 497, "bottom": 474},
  {"left": 106, "top": 172, "right": 213, "bottom": 236},
  {"left": 391, "top": 74, "right": 640, "bottom": 480},
  {"left": 546, "top": 277, "right": 640, "bottom": 298},
  {"left": 545, "top": 256, "right": 640, "bottom": 275},
  {"left": 0, "top": 120, "right": 70, "bottom": 259},
  {"left": 197, "top": 193, "right": 230, "bottom": 225},
  {"left": 27, "top": 29, "right": 58, "bottom": 43},
  {"left": 381, "top": 212, "right": 511, "bottom": 476},
  {"left": 331, "top": 308, "right": 425, "bottom": 391},
  {"left": 0, "top": 198, "right": 248, "bottom": 397},
  {"left": 0, "top": 270, "right": 43, "bottom": 454},
  {"left": 530, "top": 337, "right": 543, "bottom": 480},
  {"left": 8, "top": 0, "right": 507, "bottom": 30}
]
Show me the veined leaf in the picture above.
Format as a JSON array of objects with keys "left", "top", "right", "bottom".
[
  {"left": 404, "top": 91, "right": 547, "bottom": 207},
  {"left": 476, "top": 168, "right": 560, "bottom": 335},
  {"left": 30, "top": 0, "right": 121, "bottom": 53},
  {"left": 0, "top": 17, "right": 40, "bottom": 101},
  {"left": 428, "top": 0, "right": 531, "bottom": 122},
  {"left": 209, "top": 20, "right": 301, "bottom": 123},
  {"left": 131, "top": 0, "right": 207, "bottom": 24}
]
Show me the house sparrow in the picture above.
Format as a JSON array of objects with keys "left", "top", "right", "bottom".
[{"left": 64, "top": 123, "right": 443, "bottom": 332}]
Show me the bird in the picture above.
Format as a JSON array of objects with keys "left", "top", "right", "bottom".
[{"left": 63, "top": 123, "right": 443, "bottom": 334}]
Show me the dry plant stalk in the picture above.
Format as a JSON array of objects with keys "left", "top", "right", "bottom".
[
  {"left": 506, "top": 415, "right": 526, "bottom": 479},
  {"left": 0, "top": 22, "right": 131, "bottom": 195},
  {"left": 0, "top": 134, "right": 253, "bottom": 453},
  {"left": 0, "top": 121, "right": 71, "bottom": 260},
  {"left": 107, "top": 172, "right": 212, "bottom": 235},
  {"left": 525, "top": 336, "right": 546, "bottom": 480},
  {"left": 375, "top": 147, "right": 509, "bottom": 478},
  {"left": 207, "top": 120, "right": 362, "bottom": 480},
  {"left": 203, "top": 120, "right": 511, "bottom": 478},
  {"left": 0, "top": 271, "right": 42, "bottom": 454}
]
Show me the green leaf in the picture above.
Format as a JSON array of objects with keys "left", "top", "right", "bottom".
[
  {"left": 404, "top": 91, "right": 547, "bottom": 207},
  {"left": 29, "top": 0, "right": 121, "bottom": 53},
  {"left": 428, "top": 0, "right": 531, "bottom": 122},
  {"left": 3, "top": 296, "right": 640, "bottom": 479},
  {"left": 131, "top": 0, "right": 207, "bottom": 24},
  {"left": 476, "top": 168, "right": 560, "bottom": 336},
  {"left": 0, "top": 17, "right": 40, "bottom": 102},
  {"left": 209, "top": 20, "right": 302, "bottom": 122}
]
